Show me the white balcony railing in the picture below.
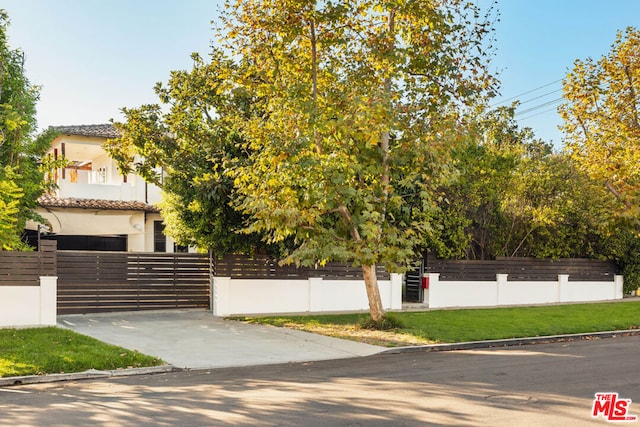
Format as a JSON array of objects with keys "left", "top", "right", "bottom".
[{"left": 57, "top": 180, "right": 135, "bottom": 201}]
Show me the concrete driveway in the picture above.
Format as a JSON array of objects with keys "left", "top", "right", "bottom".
[{"left": 58, "top": 309, "right": 384, "bottom": 370}]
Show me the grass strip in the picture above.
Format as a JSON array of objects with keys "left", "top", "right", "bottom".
[
  {"left": 234, "top": 301, "right": 640, "bottom": 347},
  {"left": 0, "top": 327, "right": 164, "bottom": 378}
]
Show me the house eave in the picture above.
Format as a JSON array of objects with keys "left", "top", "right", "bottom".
[{"left": 37, "top": 195, "right": 159, "bottom": 213}]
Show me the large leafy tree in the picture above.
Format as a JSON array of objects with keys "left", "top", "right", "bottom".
[
  {"left": 220, "top": 0, "right": 498, "bottom": 321},
  {"left": 560, "top": 27, "right": 640, "bottom": 218},
  {"left": 108, "top": 52, "right": 272, "bottom": 255},
  {"left": 0, "top": 10, "right": 56, "bottom": 250},
  {"left": 559, "top": 26, "right": 640, "bottom": 292}
]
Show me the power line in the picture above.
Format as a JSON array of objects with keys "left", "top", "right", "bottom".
[
  {"left": 491, "top": 79, "right": 563, "bottom": 107},
  {"left": 517, "top": 105, "right": 562, "bottom": 122},
  {"left": 518, "top": 88, "right": 563, "bottom": 106},
  {"left": 514, "top": 97, "right": 563, "bottom": 116}
]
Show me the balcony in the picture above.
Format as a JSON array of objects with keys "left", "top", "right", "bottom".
[{"left": 56, "top": 180, "right": 135, "bottom": 201}]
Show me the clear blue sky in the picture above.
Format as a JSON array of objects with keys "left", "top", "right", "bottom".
[{"left": 3, "top": 0, "right": 640, "bottom": 148}]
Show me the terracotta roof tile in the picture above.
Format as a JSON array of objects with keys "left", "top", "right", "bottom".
[
  {"left": 38, "top": 195, "right": 159, "bottom": 212},
  {"left": 51, "top": 124, "right": 121, "bottom": 139}
]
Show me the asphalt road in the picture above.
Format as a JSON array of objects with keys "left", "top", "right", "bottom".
[{"left": 2, "top": 335, "right": 639, "bottom": 426}]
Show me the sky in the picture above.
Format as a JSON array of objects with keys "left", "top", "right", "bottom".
[{"left": 2, "top": 0, "right": 640, "bottom": 148}]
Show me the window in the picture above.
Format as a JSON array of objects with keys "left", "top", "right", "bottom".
[
  {"left": 96, "top": 167, "right": 107, "bottom": 184},
  {"left": 154, "top": 221, "right": 166, "bottom": 252}
]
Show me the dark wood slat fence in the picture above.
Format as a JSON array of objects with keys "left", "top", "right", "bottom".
[
  {"left": 425, "top": 255, "right": 618, "bottom": 282},
  {"left": 7, "top": 242, "right": 617, "bottom": 314},
  {"left": 57, "top": 252, "right": 389, "bottom": 315},
  {"left": 0, "top": 240, "right": 56, "bottom": 286},
  {"left": 212, "top": 255, "right": 390, "bottom": 280},
  {"left": 57, "top": 251, "right": 211, "bottom": 314}
]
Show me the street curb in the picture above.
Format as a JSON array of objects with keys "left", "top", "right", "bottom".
[
  {"left": 378, "top": 329, "right": 640, "bottom": 355},
  {"left": 3, "top": 330, "right": 640, "bottom": 387},
  {"left": 0, "top": 365, "right": 178, "bottom": 387}
]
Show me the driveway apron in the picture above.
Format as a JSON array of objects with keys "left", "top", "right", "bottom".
[{"left": 57, "top": 310, "right": 384, "bottom": 370}]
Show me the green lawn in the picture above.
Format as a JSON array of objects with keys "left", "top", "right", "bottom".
[
  {"left": 236, "top": 301, "right": 640, "bottom": 347},
  {"left": 0, "top": 327, "right": 164, "bottom": 378},
  {"left": 2, "top": 301, "right": 638, "bottom": 378}
]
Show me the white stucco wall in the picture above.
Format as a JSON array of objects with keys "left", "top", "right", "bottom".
[
  {"left": 0, "top": 277, "right": 57, "bottom": 327},
  {"left": 213, "top": 274, "right": 403, "bottom": 317},
  {"left": 425, "top": 273, "right": 624, "bottom": 309}
]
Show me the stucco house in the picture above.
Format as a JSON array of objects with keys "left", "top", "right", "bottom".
[{"left": 26, "top": 124, "right": 181, "bottom": 252}]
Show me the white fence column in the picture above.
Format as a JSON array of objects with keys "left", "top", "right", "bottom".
[
  {"left": 615, "top": 275, "right": 624, "bottom": 299},
  {"left": 212, "top": 277, "right": 231, "bottom": 317},
  {"left": 389, "top": 273, "right": 403, "bottom": 310},
  {"left": 496, "top": 274, "right": 508, "bottom": 306},
  {"left": 39, "top": 276, "right": 58, "bottom": 326},
  {"left": 558, "top": 274, "right": 569, "bottom": 303},
  {"left": 425, "top": 273, "right": 440, "bottom": 306},
  {"left": 308, "top": 277, "right": 324, "bottom": 312}
]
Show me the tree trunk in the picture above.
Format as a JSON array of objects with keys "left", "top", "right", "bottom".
[
  {"left": 361, "top": 10, "right": 395, "bottom": 325},
  {"left": 362, "top": 264, "right": 385, "bottom": 322},
  {"left": 337, "top": 205, "right": 386, "bottom": 322}
]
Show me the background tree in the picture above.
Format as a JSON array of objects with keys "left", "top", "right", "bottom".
[
  {"left": 560, "top": 26, "right": 640, "bottom": 218},
  {"left": 219, "top": 0, "right": 498, "bottom": 322},
  {"left": 108, "top": 52, "right": 274, "bottom": 255},
  {"left": 560, "top": 27, "right": 640, "bottom": 292},
  {"left": 425, "top": 106, "right": 530, "bottom": 260},
  {"left": 498, "top": 152, "right": 618, "bottom": 258},
  {"left": 0, "top": 10, "right": 57, "bottom": 250},
  {"left": 428, "top": 105, "right": 621, "bottom": 261}
]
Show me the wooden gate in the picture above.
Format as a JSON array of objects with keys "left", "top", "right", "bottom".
[{"left": 57, "top": 251, "right": 210, "bottom": 314}]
